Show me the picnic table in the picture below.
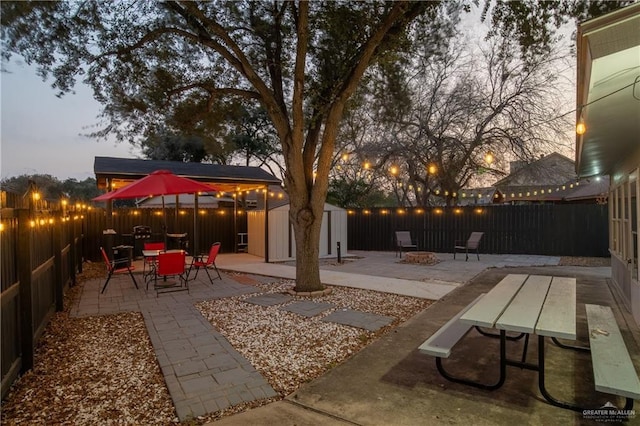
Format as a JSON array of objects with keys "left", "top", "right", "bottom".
[{"left": 419, "top": 274, "right": 640, "bottom": 413}]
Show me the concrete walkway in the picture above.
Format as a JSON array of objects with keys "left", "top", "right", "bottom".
[{"left": 215, "top": 251, "right": 580, "bottom": 301}]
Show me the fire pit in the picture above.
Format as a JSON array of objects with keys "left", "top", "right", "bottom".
[{"left": 403, "top": 251, "right": 439, "bottom": 265}]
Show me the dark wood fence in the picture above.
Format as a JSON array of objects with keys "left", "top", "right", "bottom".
[
  {"left": 82, "top": 207, "right": 247, "bottom": 261},
  {"left": 347, "top": 204, "right": 609, "bottom": 257},
  {"left": 0, "top": 199, "right": 609, "bottom": 397},
  {"left": 1, "top": 192, "right": 83, "bottom": 399}
]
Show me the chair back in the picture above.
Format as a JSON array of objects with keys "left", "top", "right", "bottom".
[
  {"left": 395, "top": 231, "right": 413, "bottom": 246},
  {"left": 467, "top": 232, "right": 484, "bottom": 249},
  {"left": 144, "top": 242, "right": 165, "bottom": 251},
  {"left": 205, "top": 242, "right": 221, "bottom": 265},
  {"left": 100, "top": 247, "right": 113, "bottom": 272},
  {"left": 157, "top": 251, "right": 186, "bottom": 276}
]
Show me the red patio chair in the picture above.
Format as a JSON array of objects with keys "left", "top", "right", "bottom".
[
  {"left": 143, "top": 241, "right": 165, "bottom": 278},
  {"left": 153, "top": 250, "right": 188, "bottom": 295},
  {"left": 100, "top": 246, "right": 138, "bottom": 294},
  {"left": 188, "top": 242, "right": 222, "bottom": 284}
]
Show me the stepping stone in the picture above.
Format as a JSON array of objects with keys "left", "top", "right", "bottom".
[
  {"left": 322, "top": 309, "right": 395, "bottom": 331},
  {"left": 244, "top": 293, "right": 292, "bottom": 306},
  {"left": 281, "top": 301, "right": 335, "bottom": 317}
]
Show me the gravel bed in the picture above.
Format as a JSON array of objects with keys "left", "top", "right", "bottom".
[
  {"left": 196, "top": 280, "right": 432, "bottom": 397},
  {"left": 1, "top": 265, "right": 432, "bottom": 425}
]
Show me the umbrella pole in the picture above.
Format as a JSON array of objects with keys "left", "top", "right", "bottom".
[
  {"left": 174, "top": 194, "right": 179, "bottom": 232},
  {"left": 162, "top": 195, "right": 167, "bottom": 249},
  {"left": 194, "top": 194, "right": 199, "bottom": 256}
]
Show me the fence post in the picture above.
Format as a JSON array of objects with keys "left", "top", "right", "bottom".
[
  {"left": 70, "top": 217, "right": 77, "bottom": 286},
  {"left": 53, "top": 220, "right": 64, "bottom": 312},
  {"left": 17, "top": 209, "right": 33, "bottom": 372},
  {"left": 77, "top": 216, "right": 83, "bottom": 274}
]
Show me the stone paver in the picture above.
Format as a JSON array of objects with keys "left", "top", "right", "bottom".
[
  {"left": 71, "top": 272, "right": 277, "bottom": 422},
  {"left": 322, "top": 309, "right": 395, "bottom": 331},
  {"left": 244, "top": 293, "right": 292, "bottom": 306},
  {"left": 281, "top": 301, "right": 335, "bottom": 317}
]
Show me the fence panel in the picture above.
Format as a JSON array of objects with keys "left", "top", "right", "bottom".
[
  {"left": 0, "top": 210, "right": 20, "bottom": 396},
  {"left": 0, "top": 201, "right": 83, "bottom": 399},
  {"left": 82, "top": 207, "right": 246, "bottom": 261},
  {"left": 347, "top": 204, "right": 609, "bottom": 257}
]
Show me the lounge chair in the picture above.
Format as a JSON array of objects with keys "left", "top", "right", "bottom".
[
  {"left": 454, "top": 232, "right": 484, "bottom": 261},
  {"left": 395, "top": 231, "right": 418, "bottom": 258}
]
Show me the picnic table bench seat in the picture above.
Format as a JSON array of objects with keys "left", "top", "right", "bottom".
[
  {"left": 585, "top": 304, "right": 640, "bottom": 406},
  {"left": 418, "top": 294, "right": 485, "bottom": 358}
]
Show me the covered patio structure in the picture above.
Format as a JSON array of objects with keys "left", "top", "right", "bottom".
[
  {"left": 94, "top": 156, "right": 281, "bottom": 261},
  {"left": 575, "top": 3, "right": 640, "bottom": 325}
]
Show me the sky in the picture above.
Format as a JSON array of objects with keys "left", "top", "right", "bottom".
[
  {"left": 0, "top": 6, "right": 577, "bottom": 183},
  {"left": 1, "top": 58, "right": 141, "bottom": 181}
]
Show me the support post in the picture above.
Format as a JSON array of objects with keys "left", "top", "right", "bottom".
[
  {"left": 53, "top": 220, "right": 64, "bottom": 311},
  {"left": 17, "top": 209, "right": 34, "bottom": 372},
  {"left": 264, "top": 187, "right": 269, "bottom": 263}
]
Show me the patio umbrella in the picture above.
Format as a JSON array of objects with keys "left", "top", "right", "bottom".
[
  {"left": 93, "top": 169, "right": 217, "bottom": 254},
  {"left": 93, "top": 169, "right": 214, "bottom": 200}
]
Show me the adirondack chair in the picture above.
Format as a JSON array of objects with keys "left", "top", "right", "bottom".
[
  {"left": 454, "top": 232, "right": 484, "bottom": 261},
  {"left": 395, "top": 231, "right": 417, "bottom": 258}
]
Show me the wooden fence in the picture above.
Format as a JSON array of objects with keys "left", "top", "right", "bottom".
[
  {"left": 346, "top": 204, "right": 609, "bottom": 257},
  {"left": 1, "top": 192, "right": 83, "bottom": 399},
  {"left": 0, "top": 199, "right": 608, "bottom": 397},
  {"left": 82, "top": 207, "right": 247, "bottom": 262}
]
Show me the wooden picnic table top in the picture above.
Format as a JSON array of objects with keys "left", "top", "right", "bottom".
[{"left": 460, "top": 274, "right": 577, "bottom": 340}]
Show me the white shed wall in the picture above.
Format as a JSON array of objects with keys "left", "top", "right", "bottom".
[{"left": 246, "top": 203, "right": 347, "bottom": 261}]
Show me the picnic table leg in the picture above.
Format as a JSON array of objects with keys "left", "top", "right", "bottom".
[
  {"left": 538, "top": 335, "right": 635, "bottom": 412},
  {"left": 434, "top": 329, "right": 507, "bottom": 391},
  {"left": 551, "top": 336, "right": 590, "bottom": 352},
  {"left": 537, "top": 335, "right": 586, "bottom": 412}
]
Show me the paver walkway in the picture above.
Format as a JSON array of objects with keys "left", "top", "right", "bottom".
[
  {"left": 71, "top": 273, "right": 278, "bottom": 420},
  {"left": 71, "top": 268, "right": 402, "bottom": 420}
]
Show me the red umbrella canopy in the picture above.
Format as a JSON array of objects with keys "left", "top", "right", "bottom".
[{"left": 93, "top": 170, "right": 216, "bottom": 201}]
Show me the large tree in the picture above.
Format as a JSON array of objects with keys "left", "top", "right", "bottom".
[{"left": 2, "top": 1, "right": 443, "bottom": 291}]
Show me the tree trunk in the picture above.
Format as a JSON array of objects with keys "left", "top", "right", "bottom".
[{"left": 289, "top": 200, "right": 324, "bottom": 292}]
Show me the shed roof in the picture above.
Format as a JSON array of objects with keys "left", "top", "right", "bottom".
[{"left": 94, "top": 156, "right": 281, "bottom": 193}]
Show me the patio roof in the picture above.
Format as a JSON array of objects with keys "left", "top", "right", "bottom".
[
  {"left": 575, "top": 3, "right": 640, "bottom": 178},
  {"left": 94, "top": 156, "right": 281, "bottom": 194}
]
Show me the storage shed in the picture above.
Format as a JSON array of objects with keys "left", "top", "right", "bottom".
[{"left": 247, "top": 202, "right": 348, "bottom": 261}]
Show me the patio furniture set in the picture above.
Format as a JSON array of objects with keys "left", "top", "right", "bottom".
[
  {"left": 100, "top": 241, "right": 222, "bottom": 296},
  {"left": 395, "top": 230, "right": 484, "bottom": 261}
]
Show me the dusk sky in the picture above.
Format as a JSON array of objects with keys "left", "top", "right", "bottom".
[{"left": 1, "top": 57, "right": 140, "bottom": 181}]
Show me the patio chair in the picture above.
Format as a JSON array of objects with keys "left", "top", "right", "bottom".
[
  {"left": 188, "top": 242, "right": 222, "bottom": 283},
  {"left": 395, "top": 231, "right": 418, "bottom": 258},
  {"left": 142, "top": 241, "right": 165, "bottom": 278},
  {"left": 100, "top": 246, "right": 138, "bottom": 294},
  {"left": 153, "top": 250, "right": 188, "bottom": 296},
  {"left": 454, "top": 232, "right": 484, "bottom": 261}
]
